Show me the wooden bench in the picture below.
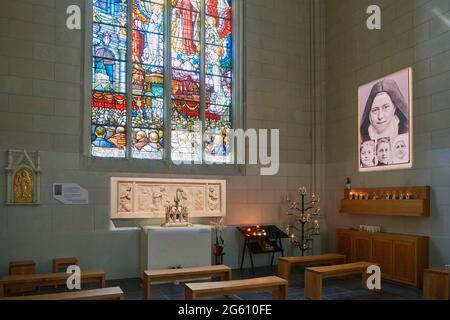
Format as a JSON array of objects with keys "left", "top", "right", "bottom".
[
  {"left": 53, "top": 257, "right": 78, "bottom": 273},
  {"left": 0, "top": 269, "right": 105, "bottom": 298},
  {"left": 278, "top": 253, "right": 346, "bottom": 285},
  {"left": 143, "top": 265, "right": 232, "bottom": 300},
  {"left": 185, "top": 276, "right": 288, "bottom": 300},
  {"left": 304, "top": 262, "right": 379, "bottom": 300},
  {"left": 0, "top": 287, "right": 124, "bottom": 300}
]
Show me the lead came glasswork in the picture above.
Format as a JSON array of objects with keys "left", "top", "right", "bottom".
[
  {"left": 91, "top": 0, "right": 128, "bottom": 158},
  {"left": 91, "top": 0, "right": 234, "bottom": 162}
]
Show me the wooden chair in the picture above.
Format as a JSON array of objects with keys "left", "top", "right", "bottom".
[
  {"left": 304, "top": 262, "right": 380, "bottom": 300},
  {"left": 0, "top": 287, "right": 124, "bottom": 300},
  {"left": 185, "top": 276, "right": 288, "bottom": 300},
  {"left": 143, "top": 265, "right": 231, "bottom": 300},
  {"left": 277, "top": 253, "right": 346, "bottom": 285},
  {"left": 0, "top": 269, "right": 105, "bottom": 298}
]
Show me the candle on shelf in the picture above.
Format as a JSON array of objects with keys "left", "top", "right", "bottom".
[{"left": 349, "top": 192, "right": 354, "bottom": 200}]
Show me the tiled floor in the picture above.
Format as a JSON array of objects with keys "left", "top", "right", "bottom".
[{"left": 102, "top": 266, "right": 423, "bottom": 300}]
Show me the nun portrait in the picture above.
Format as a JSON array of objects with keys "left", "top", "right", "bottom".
[{"left": 360, "top": 78, "right": 409, "bottom": 143}]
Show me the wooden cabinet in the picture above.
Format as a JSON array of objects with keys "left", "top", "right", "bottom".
[
  {"left": 372, "top": 238, "right": 393, "bottom": 278},
  {"left": 336, "top": 229, "right": 428, "bottom": 288},
  {"left": 423, "top": 269, "right": 450, "bottom": 300},
  {"left": 352, "top": 236, "right": 371, "bottom": 262}
]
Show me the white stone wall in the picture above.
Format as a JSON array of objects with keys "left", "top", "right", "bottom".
[
  {"left": 325, "top": 0, "right": 450, "bottom": 267},
  {"left": 0, "top": 0, "right": 313, "bottom": 278}
]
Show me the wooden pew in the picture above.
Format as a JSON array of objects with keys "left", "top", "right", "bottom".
[
  {"left": 277, "top": 253, "right": 346, "bottom": 285},
  {"left": 0, "top": 269, "right": 105, "bottom": 298},
  {"left": 185, "top": 276, "right": 288, "bottom": 300},
  {"left": 304, "top": 262, "right": 379, "bottom": 300},
  {"left": 143, "top": 265, "right": 231, "bottom": 300},
  {"left": 0, "top": 287, "right": 124, "bottom": 300}
]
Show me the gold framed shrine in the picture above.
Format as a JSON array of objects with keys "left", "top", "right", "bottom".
[{"left": 5, "top": 150, "right": 41, "bottom": 205}]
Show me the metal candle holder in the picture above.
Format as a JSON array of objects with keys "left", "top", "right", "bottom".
[{"left": 286, "top": 186, "right": 321, "bottom": 256}]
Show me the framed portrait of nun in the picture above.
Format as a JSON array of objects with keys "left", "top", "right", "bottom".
[{"left": 358, "top": 67, "right": 413, "bottom": 172}]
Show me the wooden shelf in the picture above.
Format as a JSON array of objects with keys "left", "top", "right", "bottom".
[{"left": 340, "top": 186, "right": 430, "bottom": 217}]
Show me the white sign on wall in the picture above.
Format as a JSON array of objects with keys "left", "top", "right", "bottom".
[{"left": 53, "top": 183, "right": 89, "bottom": 205}]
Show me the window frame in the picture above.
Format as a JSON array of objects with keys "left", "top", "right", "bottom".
[{"left": 83, "top": 0, "right": 245, "bottom": 174}]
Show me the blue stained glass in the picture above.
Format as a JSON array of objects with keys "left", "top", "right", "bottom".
[
  {"left": 93, "top": 23, "right": 127, "bottom": 60},
  {"left": 92, "top": 57, "right": 127, "bottom": 93},
  {"left": 93, "top": 0, "right": 128, "bottom": 27},
  {"left": 133, "top": 1, "right": 164, "bottom": 34}
]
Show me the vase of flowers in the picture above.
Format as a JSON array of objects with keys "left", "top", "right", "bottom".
[{"left": 211, "top": 217, "right": 225, "bottom": 253}]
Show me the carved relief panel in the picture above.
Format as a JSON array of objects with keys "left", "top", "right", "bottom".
[{"left": 111, "top": 178, "right": 226, "bottom": 219}]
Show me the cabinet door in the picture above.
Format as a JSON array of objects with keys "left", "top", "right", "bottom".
[
  {"left": 352, "top": 236, "right": 372, "bottom": 262},
  {"left": 372, "top": 238, "right": 393, "bottom": 278},
  {"left": 393, "top": 240, "right": 416, "bottom": 285},
  {"left": 336, "top": 232, "right": 352, "bottom": 262}
]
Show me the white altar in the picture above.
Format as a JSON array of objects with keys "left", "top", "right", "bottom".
[{"left": 140, "top": 225, "right": 212, "bottom": 278}]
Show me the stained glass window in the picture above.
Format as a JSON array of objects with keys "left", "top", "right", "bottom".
[
  {"left": 92, "top": 0, "right": 128, "bottom": 158},
  {"left": 90, "top": 0, "right": 234, "bottom": 163}
]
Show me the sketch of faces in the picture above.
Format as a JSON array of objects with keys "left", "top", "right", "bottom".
[
  {"left": 358, "top": 68, "right": 412, "bottom": 171},
  {"left": 369, "top": 92, "right": 396, "bottom": 135},
  {"left": 360, "top": 140, "right": 376, "bottom": 168},
  {"left": 376, "top": 138, "right": 392, "bottom": 166},
  {"left": 360, "top": 134, "right": 409, "bottom": 169}
]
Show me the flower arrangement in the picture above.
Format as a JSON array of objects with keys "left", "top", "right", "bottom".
[{"left": 211, "top": 217, "right": 225, "bottom": 249}]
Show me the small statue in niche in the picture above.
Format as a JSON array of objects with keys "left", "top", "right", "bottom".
[{"left": 14, "top": 168, "right": 33, "bottom": 203}]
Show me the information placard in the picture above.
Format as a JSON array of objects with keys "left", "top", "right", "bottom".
[{"left": 53, "top": 183, "right": 89, "bottom": 205}]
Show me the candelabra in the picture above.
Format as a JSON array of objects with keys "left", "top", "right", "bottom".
[{"left": 286, "top": 186, "right": 321, "bottom": 256}]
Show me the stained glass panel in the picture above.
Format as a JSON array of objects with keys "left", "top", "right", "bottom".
[
  {"left": 92, "top": 57, "right": 127, "bottom": 93},
  {"left": 172, "top": 41, "right": 200, "bottom": 72},
  {"left": 132, "top": 30, "right": 164, "bottom": 66},
  {"left": 93, "top": 0, "right": 128, "bottom": 27},
  {"left": 205, "top": 105, "right": 232, "bottom": 163},
  {"left": 93, "top": 23, "right": 127, "bottom": 61},
  {"left": 91, "top": 94, "right": 127, "bottom": 158},
  {"left": 205, "top": 75, "right": 231, "bottom": 106},
  {"left": 172, "top": 70, "right": 200, "bottom": 101},
  {"left": 173, "top": 0, "right": 201, "bottom": 12},
  {"left": 206, "top": 0, "right": 232, "bottom": 19},
  {"left": 205, "top": 16, "right": 231, "bottom": 46},
  {"left": 171, "top": 100, "right": 200, "bottom": 130},
  {"left": 132, "top": 128, "right": 164, "bottom": 159},
  {"left": 132, "top": 64, "right": 164, "bottom": 96},
  {"left": 132, "top": 96, "right": 164, "bottom": 129},
  {"left": 205, "top": 44, "right": 232, "bottom": 77},
  {"left": 171, "top": 8, "right": 200, "bottom": 41},
  {"left": 133, "top": 1, "right": 164, "bottom": 34}
]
